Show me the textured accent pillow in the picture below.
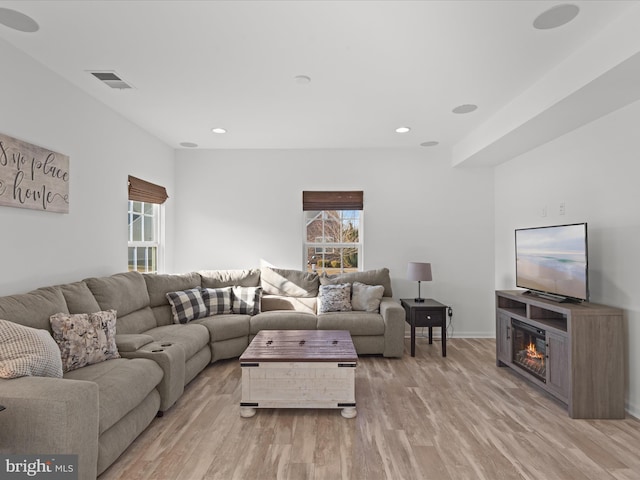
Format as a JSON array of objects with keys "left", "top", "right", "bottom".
[
  {"left": 318, "top": 283, "right": 352, "bottom": 314},
  {"left": 166, "top": 288, "right": 208, "bottom": 324},
  {"left": 232, "top": 286, "right": 262, "bottom": 315},
  {"left": 0, "top": 319, "right": 63, "bottom": 379},
  {"left": 351, "top": 282, "right": 385, "bottom": 312},
  {"left": 201, "top": 287, "right": 233, "bottom": 315},
  {"left": 49, "top": 310, "right": 120, "bottom": 373}
]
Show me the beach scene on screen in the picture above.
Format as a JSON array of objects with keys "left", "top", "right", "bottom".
[{"left": 516, "top": 224, "right": 587, "bottom": 299}]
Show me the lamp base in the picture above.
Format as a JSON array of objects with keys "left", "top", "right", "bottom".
[{"left": 414, "top": 297, "right": 425, "bottom": 303}]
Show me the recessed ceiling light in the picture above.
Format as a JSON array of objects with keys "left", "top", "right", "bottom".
[
  {"left": 294, "top": 75, "right": 311, "bottom": 84},
  {"left": 179, "top": 142, "right": 198, "bottom": 148},
  {"left": 533, "top": 4, "right": 580, "bottom": 30},
  {"left": 0, "top": 7, "right": 39, "bottom": 32},
  {"left": 452, "top": 104, "right": 478, "bottom": 114},
  {"left": 211, "top": 128, "right": 227, "bottom": 134},
  {"left": 420, "top": 141, "right": 439, "bottom": 147},
  {"left": 395, "top": 127, "right": 411, "bottom": 133}
]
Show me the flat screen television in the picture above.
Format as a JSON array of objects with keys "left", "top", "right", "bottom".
[{"left": 515, "top": 222, "right": 588, "bottom": 303}]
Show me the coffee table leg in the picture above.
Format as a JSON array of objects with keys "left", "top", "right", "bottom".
[
  {"left": 240, "top": 406, "right": 256, "bottom": 418},
  {"left": 341, "top": 407, "right": 357, "bottom": 418}
]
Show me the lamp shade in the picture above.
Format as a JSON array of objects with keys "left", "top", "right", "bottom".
[{"left": 407, "top": 262, "right": 432, "bottom": 282}]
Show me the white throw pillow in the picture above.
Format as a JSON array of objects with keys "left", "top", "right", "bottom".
[{"left": 0, "top": 319, "right": 63, "bottom": 379}]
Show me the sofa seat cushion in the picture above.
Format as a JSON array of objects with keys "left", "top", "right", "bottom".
[
  {"left": 144, "top": 324, "right": 209, "bottom": 359},
  {"left": 261, "top": 295, "right": 316, "bottom": 314},
  {"left": 250, "top": 311, "right": 317, "bottom": 334},
  {"left": 317, "top": 311, "right": 385, "bottom": 336},
  {"left": 192, "top": 314, "right": 250, "bottom": 343},
  {"left": 64, "top": 357, "right": 162, "bottom": 434}
]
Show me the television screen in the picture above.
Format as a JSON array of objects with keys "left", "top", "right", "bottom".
[{"left": 515, "top": 223, "right": 588, "bottom": 302}]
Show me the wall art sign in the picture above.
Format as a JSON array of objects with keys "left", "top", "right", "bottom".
[{"left": 0, "top": 132, "right": 70, "bottom": 213}]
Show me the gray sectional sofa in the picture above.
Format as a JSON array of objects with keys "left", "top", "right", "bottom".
[{"left": 0, "top": 266, "right": 404, "bottom": 480}]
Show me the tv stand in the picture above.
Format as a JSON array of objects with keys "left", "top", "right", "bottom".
[{"left": 496, "top": 290, "right": 624, "bottom": 419}]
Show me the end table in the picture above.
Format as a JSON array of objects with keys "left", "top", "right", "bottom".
[{"left": 400, "top": 298, "right": 447, "bottom": 357}]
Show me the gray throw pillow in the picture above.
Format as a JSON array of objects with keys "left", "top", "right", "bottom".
[
  {"left": 351, "top": 282, "right": 384, "bottom": 312},
  {"left": 318, "top": 283, "right": 352, "bottom": 313}
]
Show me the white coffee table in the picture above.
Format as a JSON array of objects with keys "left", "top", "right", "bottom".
[{"left": 239, "top": 330, "right": 357, "bottom": 418}]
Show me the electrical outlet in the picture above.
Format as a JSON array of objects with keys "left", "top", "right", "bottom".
[{"left": 559, "top": 202, "right": 565, "bottom": 215}]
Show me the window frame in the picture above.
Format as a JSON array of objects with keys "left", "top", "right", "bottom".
[
  {"left": 303, "top": 208, "right": 363, "bottom": 275},
  {"left": 128, "top": 200, "right": 164, "bottom": 273}
]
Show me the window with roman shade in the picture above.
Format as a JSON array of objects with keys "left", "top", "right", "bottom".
[
  {"left": 303, "top": 191, "right": 363, "bottom": 274},
  {"left": 127, "top": 176, "right": 168, "bottom": 273}
]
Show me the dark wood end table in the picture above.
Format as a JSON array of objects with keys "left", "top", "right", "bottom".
[{"left": 400, "top": 298, "right": 447, "bottom": 357}]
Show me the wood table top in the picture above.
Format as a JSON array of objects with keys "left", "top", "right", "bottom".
[{"left": 240, "top": 330, "right": 357, "bottom": 362}]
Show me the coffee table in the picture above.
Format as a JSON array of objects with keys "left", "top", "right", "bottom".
[{"left": 239, "top": 330, "right": 357, "bottom": 418}]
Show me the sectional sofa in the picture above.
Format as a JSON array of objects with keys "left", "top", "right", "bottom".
[{"left": 0, "top": 266, "right": 404, "bottom": 480}]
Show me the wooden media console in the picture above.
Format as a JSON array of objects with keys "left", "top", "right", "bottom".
[{"left": 496, "top": 290, "right": 624, "bottom": 419}]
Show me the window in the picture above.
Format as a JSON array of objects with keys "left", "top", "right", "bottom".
[
  {"left": 128, "top": 201, "right": 160, "bottom": 273},
  {"left": 127, "top": 176, "right": 168, "bottom": 273},
  {"left": 303, "top": 191, "right": 363, "bottom": 274}
]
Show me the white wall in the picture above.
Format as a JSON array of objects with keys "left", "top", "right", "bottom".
[
  {"left": 0, "top": 38, "right": 175, "bottom": 295},
  {"left": 494, "top": 99, "right": 640, "bottom": 417},
  {"left": 174, "top": 148, "right": 495, "bottom": 337}
]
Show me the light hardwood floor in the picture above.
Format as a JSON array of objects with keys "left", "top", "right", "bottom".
[{"left": 100, "top": 338, "right": 640, "bottom": 480}]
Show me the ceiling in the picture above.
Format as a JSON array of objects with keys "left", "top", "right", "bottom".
[{"left": 0, "top": 0, "right": 638, "bottom": 156}]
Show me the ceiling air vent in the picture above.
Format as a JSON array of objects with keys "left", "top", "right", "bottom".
[{"left": 89, "top": 71, "right": 134, "bottom": 89}]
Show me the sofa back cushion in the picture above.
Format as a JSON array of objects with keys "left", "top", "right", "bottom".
[
  {"left": 199, "top": 269, "right": 260, "bottom": 288},
  {"left": 260, "top": 267, "right": 319, "bottom": 298},
  {"left": 319, "top": 268, "right": 393, "bottom": 297},
  {"left": 85, "top": 272, "right": 156, "bottom": 333},
  {"left": 58, "top": 281, "right": 102, "bottom": 314},
  {"left": 144, "top": 272, "right": 202, "bottom": 326},
  {"left": 0, "top": 286, "right": 68, "bottom": 331},
  {"left": 144, "top": 272, "right": 202, "bottom": 308}
]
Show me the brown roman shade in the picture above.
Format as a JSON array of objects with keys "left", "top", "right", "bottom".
[
  {"left": 302, "top": 191, "right": 363, "bottom": 211},
  {"left": 128, "top": 175, "right": 169, "bottom": 204}
]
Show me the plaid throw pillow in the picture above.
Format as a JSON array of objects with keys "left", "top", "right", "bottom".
[
  {"left": 166, "top": 288, "right": 208, "bottom": 324},
  {"left": 201, "top": 287, "right": 233, "bottom": 315},
  {"left": 232, "top": 286, "right": 262, "bottom": 316}
]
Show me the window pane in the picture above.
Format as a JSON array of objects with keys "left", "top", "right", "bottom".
[
  {"left": 143, "top": 202, "right": 154, "bottom": 215},
  {"left": 131, "top": 214, "right": 142, "bottom": 241},
  {"left": 143, "top": 215, "right": 154, "bottom": 241},
  {"left": 132, "top": 201, "right": 143, "bottom": 214},
  {"left": 128, "top": 247, "right": 135, "bottom": 271}
]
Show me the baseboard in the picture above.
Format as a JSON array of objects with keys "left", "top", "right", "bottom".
[
  {"left": 404, "top": 332, "right": 496, "bottom": 339},
  {"left": 626, "top": 401, "right": 640, "bottom": 420}
]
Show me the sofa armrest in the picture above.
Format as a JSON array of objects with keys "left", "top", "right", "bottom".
[
  {"left": 380, "top": 298, "right": 405, "bottom": 357},
  {"left": 115, "top": 333, "right": 155, "bottom": 352},
  {"left": 0, "top": 376, "right": 99, "bottom": 480},
  {"left": 119, "top": 342, "right": 185, "bottom": 412}
]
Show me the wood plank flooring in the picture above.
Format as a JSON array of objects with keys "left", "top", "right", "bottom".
[{"left": 100, "top": 339, "right": 640, "bottom": 480}]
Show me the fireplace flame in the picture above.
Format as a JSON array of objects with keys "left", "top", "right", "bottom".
[{"left": 526, "top": 342, "right": 544, "bottom": 360}]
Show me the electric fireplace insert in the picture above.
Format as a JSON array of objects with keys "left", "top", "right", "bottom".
[{"left": 511, "top": 319, "right": 546, "bottom": 382}]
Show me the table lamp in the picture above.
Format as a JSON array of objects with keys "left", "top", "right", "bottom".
[{"left": 407, "top": 262, "right": 432, "bottom": 303}]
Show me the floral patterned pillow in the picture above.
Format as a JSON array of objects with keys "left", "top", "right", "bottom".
[
  {"left": 50, "top": 310, "right": 120, "bottom": 373},
  {"left": 317, "top": 283, "right": 352, "bottom": 313}
]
